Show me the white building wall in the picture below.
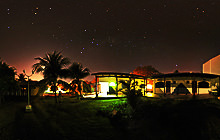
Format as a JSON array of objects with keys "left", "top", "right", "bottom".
[{"left": 203, "top": 55, "right": 220, "bottom": 75}]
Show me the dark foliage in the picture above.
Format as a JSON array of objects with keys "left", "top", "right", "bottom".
[
  {"left": 132, "top": 65, "right": 161, "bottom": 77},
  {"left": 0, "top": 59, "right": 19, "bottom": 103},
  {"left": 67, "top": 62, "right": 90, "bottom": 98}
]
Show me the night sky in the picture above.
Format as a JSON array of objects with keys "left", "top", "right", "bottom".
[{"left": 0, "top": 0, "right": 220, "bottom": 81}]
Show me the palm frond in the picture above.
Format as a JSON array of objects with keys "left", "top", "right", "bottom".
[{"left": 32, "top": 50, "right": 70, "bottom": 85}]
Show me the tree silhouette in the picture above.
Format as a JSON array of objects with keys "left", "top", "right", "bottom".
[
  {"left": 17, "top": 73, "right": 27, "bottom": 96},
  {"left": 0, "top": 59, "right": 18, "bottom": 103},
  {"left": 18, "top": 73, "right": 27, "bottom": 82},
  {"left": 132, "top": 65, "right": 161, "bottom": 77},
  {"left": 174, "top": 70, "right": 179, "bottom": 73},
  {"left": 32, "top": 51, "right": 70, "bottom": 102},
  {"left": 67, "top": 62, "right": 90, "bottom": 99}
]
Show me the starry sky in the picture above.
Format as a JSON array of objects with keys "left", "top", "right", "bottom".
[{"left": 0, "top": 0, "right": 220, "bottom": 81}]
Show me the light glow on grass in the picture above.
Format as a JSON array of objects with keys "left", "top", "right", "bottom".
[{"left": 146, "top": 92, "right": 154, "bottom": 97}]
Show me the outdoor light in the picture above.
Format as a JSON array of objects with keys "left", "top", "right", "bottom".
[
  {"left": 147, "top": 84, "right": 153, "bottom": 89},
  {"left": 109, "top": 82, "right": 116, "bottom": 87},
  {"left": 24, "top": 69, "right": 34, "bottom": 112}
]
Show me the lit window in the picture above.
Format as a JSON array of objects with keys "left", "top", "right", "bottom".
[{"left": 109, "top": 82, "right": 116, "bottom": 87}]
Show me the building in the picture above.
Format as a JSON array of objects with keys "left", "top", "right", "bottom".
[
  {"left": 203, "top": 55, "right": 220, "bottom": 75},
  {"left": 91, "top": 72, "right": 154, "bottom": 98},
  {"left": 152, "top": 73, "right": 220, "bottom": 95}
]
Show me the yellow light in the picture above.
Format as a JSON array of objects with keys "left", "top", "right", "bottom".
[
  {"left": 45, "top": 87, "right": 51, "bottom": 93},
  {"left": 44, "top": 85, "right": 67, "bottom": 94},
  {"left": 146, "top": 92, "right": 154, "bottom": 97},
  {"left": 58, "top": 87, "right": 61, "bottom": 91},
  {"left": 147, "top": 84, "right": 153, "bottom": 89},
  {"left": 109, "top": 82, "right": 116, "bottom": 87}
]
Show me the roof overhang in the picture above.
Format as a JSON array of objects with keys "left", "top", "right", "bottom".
[
  {"left": 152, "top": 72, "right": 219, "bottom": 79},
  {"left": 92, "top": 72, "right": 146, "bottom": 79}
]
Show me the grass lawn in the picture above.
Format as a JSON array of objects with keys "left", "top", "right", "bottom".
[{"left": 1, "top": 96, "right": 220, "bottom": 140}]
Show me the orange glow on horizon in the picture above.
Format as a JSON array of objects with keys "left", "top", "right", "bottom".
[{"left": 30, "top": 74, "right": 44, "bottom": 81}]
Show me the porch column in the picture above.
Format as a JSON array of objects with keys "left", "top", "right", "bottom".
[
  {"left": 192, "top": 80, "right": 197, "bottom": 99},
  {"left": 164, "top": 77, "right": 166, "bottom": 96},
  {"left": 144, "top": 78, "right": 146, "bottom": 96},
  {"left": 95, "top": 76, "right": 98, "bottom": 98},
  {"left": 133, "top": 78, "right": 136, "bottom": 90},
  {"left": 116, "top": 76, "right": 118, "bottom": 97},
  {"left": 153, "top": 79, "right": 156, "bottom": 94}
]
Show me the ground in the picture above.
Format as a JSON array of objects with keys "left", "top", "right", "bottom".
[{"left": 1, "top": 95, "right": 220, "bottom": 140}]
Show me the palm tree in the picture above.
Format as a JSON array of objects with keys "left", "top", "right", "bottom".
[
  {"left": 67, "top": 62, "right": 90, "bottom": 99},
  {"left": 18, "top": 73, "right": 27, "bottom": 82},
  {"left": 32, "top": 51, "right": 70, "bottom": 102}
]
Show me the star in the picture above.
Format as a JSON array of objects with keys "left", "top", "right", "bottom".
[
  {"left": 106, "top": 8, "right": 110, "bottom": 13},
  {"left": 7, "top": 8, "right": 10, "bottom": 15},
  {"left": 0, "top": 0, "right": 218, "bottom": 81}
]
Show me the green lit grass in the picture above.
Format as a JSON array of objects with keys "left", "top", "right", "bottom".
[{"left": 1, "top": 96, "right": 220, "bottom": 139}]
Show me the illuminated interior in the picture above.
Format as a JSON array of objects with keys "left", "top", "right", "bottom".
[
  {"left": 152, "top": 73, "right": 219, "bottom": 95},
  {"left": 147, "top": 84, "right": 153, "bottom": 90},
  {"left": 87, "top": 72, "right": 158, "bottom": 98},
  {"left": 96, "top": 76, "right": 154, "bottom": 97},
  {"left": 99, "top": 82, "right": 109, "bottom": 96},
  {"left": 109, "top": 82, "right": 116, "bottom": 87}
]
